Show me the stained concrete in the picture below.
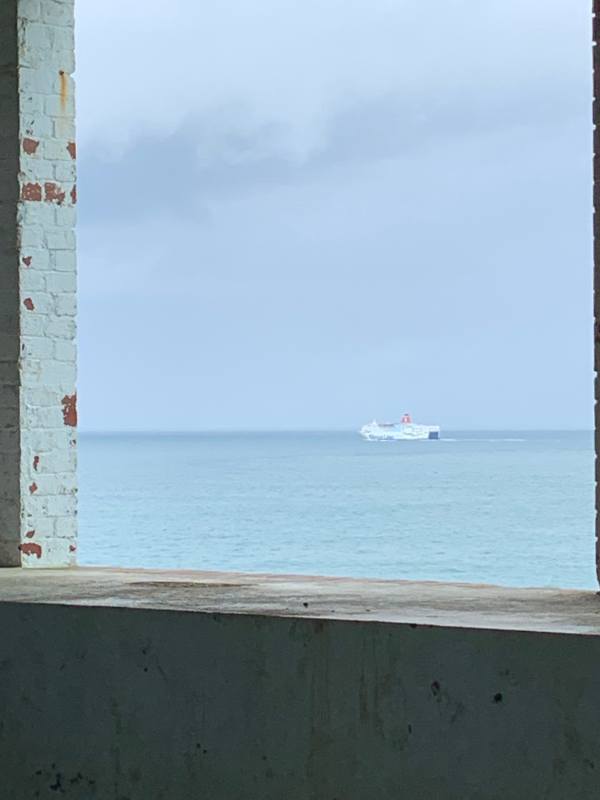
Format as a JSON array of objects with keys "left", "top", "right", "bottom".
[
  {"left": 0, "top": 566, "right": 599, "bottom": 633},
  {"left": 0, "top": 569, "right": 600, "bottom": 798}
]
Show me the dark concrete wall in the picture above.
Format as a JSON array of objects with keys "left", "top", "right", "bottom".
[{"left": 0, "top": 602, "right": 599, "bottom": 799}]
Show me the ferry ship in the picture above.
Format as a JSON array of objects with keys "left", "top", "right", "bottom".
[{"left": 360, "top": 413, "right": 440, "bottom": 441}]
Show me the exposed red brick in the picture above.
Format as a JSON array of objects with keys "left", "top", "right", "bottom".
[
  {"left": 70, "top": 184, "right": 77, "bottom": 205},
  {"left": 67, "top": 141, "right": 76, "bottom": 159},
  {"left": 21, "top": 183, "right": 42, "bottom": 202},
  {"left": 22, "top": 256, "right": 32, "bottom": 267},
  {"left": 69, "top": 544, "right": 77, "bottom": 553},
  {"left": 25, "top": 530, "right": 35, "bottom": 539},
  {"left": 22, "top": 137, "right": 39, "bottom": 155},
  {"left": 62, "top": 394, "right": 77, "bottom": 427},
  {"left": 19, "top": 542, "right": 42, "bottom": 559},
  {"left": 44, "top": 182, "right": 66, "bottom": 205},
  {"left": 23, "top": 298, "right": 34, "bottom": 311},
  {"left": 29, "top": 482, "right": 38, "bottom": 494},
  {"left": 33, "top": 455, "right": 40, "bottom": 471}
]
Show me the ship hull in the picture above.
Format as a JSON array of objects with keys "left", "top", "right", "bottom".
[{"left": 360, "top": 422, "right": 441, "bottom": 441}]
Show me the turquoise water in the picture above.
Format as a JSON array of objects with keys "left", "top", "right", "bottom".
[{"left": 79, "top": 431, "right": 595, "bottom": 589}]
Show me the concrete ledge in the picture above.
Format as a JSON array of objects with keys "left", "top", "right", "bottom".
[
  {"left": 0, "top": 566, "right": 599, "bottom": 633},
  {"left": 2, "top": 569, "right": 600, "bottom": 799}
]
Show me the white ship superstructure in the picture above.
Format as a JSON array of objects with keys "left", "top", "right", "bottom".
[{"left": 360, "top": 413, "right": 440, "bottom": 441}]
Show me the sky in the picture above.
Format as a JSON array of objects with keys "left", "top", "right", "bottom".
[{"left": 75, "top": 0, "right": 592, "bottom": 431}]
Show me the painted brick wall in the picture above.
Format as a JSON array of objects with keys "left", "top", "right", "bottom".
[
  {"left": 0, "top": 0, "right": 77, "bottom": 567},
  {"left": 595, "top": 0, "right": 600, "bottom": 584},
  {"left": 0, "top": 1, "right": 22, "bottom": 566}
]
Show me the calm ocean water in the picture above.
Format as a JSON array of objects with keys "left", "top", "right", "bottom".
[{"left": 79, "top": 431, "right": 595, "bottom": 589}]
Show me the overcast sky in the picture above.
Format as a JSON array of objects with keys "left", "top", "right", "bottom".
[{"left": 75, "top": 0, "right": 592, "bottom": 431}]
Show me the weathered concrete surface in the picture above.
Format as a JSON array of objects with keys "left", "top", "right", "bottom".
[
  {"left": 1, "top": 569, "right": 600, "bottom": 798},
  {"left": 1, "top": 566, "right": 600, "bottom": 632},
  {"left": 0, "top": 0, "right": 78, "bottom": 568}
]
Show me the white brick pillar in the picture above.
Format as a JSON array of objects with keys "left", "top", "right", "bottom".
[
  {"left": 0, "top": 0, "right": 77, "bottom": 567},
  {"left": 595, "top": 0, "right": 600, "bottom": 584}
]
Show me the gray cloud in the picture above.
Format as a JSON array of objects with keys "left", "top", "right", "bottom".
[
  {"left": 75, "top": 0, "right": 593, "bottom": 430},
  {"left": 79, "top": 69, "right": 588, "bottom": 226}
]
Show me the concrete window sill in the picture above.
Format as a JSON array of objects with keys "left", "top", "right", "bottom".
[
  {"left": 2, "top": 567, "right": 600, "bottom": 798},
  {"left": 1, "top": 566, "right": 599, "bottom": 633}
]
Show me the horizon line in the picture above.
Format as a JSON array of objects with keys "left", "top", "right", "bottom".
[{"left": 78, "top": 427, "right": 595, "bottom": 435}]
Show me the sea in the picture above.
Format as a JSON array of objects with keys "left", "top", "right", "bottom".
[{"left": 78, "top": 431, "right": 595, "bottom": 590}]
